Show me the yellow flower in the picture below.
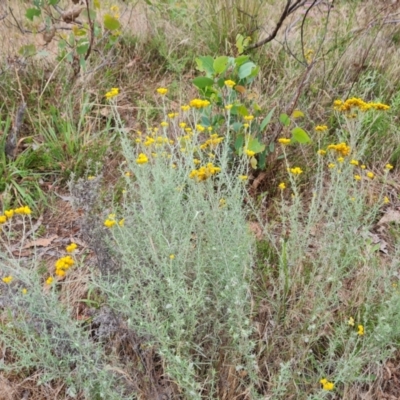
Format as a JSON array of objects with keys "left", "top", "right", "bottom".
[
  {"left": 350, "top": 159, "right": 359, "bottom": 166},
  {"left": 66, "top": 243, "right": 78, "bottom": 253},
  {"left": 169, "top": 254, "right": 175, "bottom": 260},
  {"left": 238, "top": 175, "right": 248, "bottom": 181},
  {"left": 278, "top": 138, "right": 291, "bottom": 145},
  {"left": 2, "top": 276, "right": 12, "bottom": 284},
  {"left": 245, "top": 149, "right": 255, "bottom": 157},
  {"left": 189, "top": 99, "right": 210, "bottom": 109},
  {"left": 289, "top": 167, "right": 303, "bottom": 175},
  {"left": 181, "top": 105, "right": 190, "bottom": 111},
  {"left": 357, "top": 324, "right": 364, "bottom": 336},
  {"left": 244, "top": 115, "right": 254, "bottom": 121},
  {"left": 337, "top": 157, "right": 344, "bottom": 163},
  {"left": 179, "top": 122, "right": 187, "bottom": 128},
  {"left": 4, "top": 209, "right": 14, "bottom": 218},
  {"left": 224, "top": 80, "right": 236, "bottom": 88},
  {"left": 88, "top": 175, "right": 95, "bottom": 180},
  {"left": 278, "top": 182, "right": 286, "bottom": 190},
  {"left": 328, "top": 163, "right": 336, "bottom": 169},
  {"left": 348, "top": 317, "right": 355, "bottom": 326},
  {"left": 315, "top": 125, "right": 328, "bottom": 132},
  {"left": 367, "top": 171, "right": 375, "bottom": 179},
  {"left": 156, "top": 87, "right": 168, "bottom": 95},
  {"left": 46, "top": 276, "right": 54, "bottom": 285},
  {"left": 320, "top": 378, "right": 335, "bottom": 391},
  {"left": 104, "top": 219, "right": 116, "bottom": 228},
  {"left": 361, "top": 164, "right": 366, "bottom": 169},
  {"left": 160, "top": 121, "right": 168, "bottom": 127},
  {"left": 225, "top": 104, "right": 233, "bottom": 110},
  {"left": 219, "top": 198, "right": 226, "bottom": 208},
  {"left": 105, "top": 87, "right": 119, "bottom": 100},
  {"left": 196, "top": 124, "right": 205, "bottom": 132},
  {"left": 243, "top": 123, "right": 249, "bottom": 129},
  {"left": 193, "top": 158, "right": 201, "bottom": 165},
  {"left": 384, "top": 196, "right": 390, "bottom": 204},
  {"left": 168, "top": 112, "right": 178, "bottom": 119},
  {"left": 118, "top": 219, "right": 124, "bottom": 227},
  {"left": 14, "top": 206, "right": 32, "bottom": 215},
  {"left": 0, "top": 215, "right": 7, "bottom": 224},
  {"left": 385, "top": 163, "right": 394, "bottom": 170},
  {"left": 317, "top": 149, "right": 326, "bottom": 156},
  {"left": 136, "top": 153, "right": 149, "bottom": 165},
  {"left": 354, "top": 174, "right": 361, "bottom": 181},
  {"left": 327, "top": 142, "right": 351, "bottom": 156},
  {"left": 22, "top": 288, "right": 27, "bottom": 295}
]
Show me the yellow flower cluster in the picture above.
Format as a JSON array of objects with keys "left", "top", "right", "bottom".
[
  {"left": 278, "top": 138, "right": 291, "bottom": 145},
  {"left": 333, "top": 98, "right": 390, "bottom": 112},
  {"left": 189, "top": 163, "right": 221, "bottom": 181},
  {"left": 199, "top": 134, "right": 224, "bottom": 150},
  {"left": 224, "top": 80, "right": 236, "bottom": 88},
  {"left": 2, "top": 276, "right": 13, "bottom": 284},
  {"left": 66, "top": 243, "right": 78, "bottom": 253},
  {"left": 320, "top": 378, "right": 335, "bottom": 391},
  {"left": 315, "top": 125, "right": 328, "bottom": 132},
  {"left": 289, "top": 167, "right": 303, "bottom": 175},
  {"left": 327, "top": 142, "right": 351, "bottom": 157},
  {"left": 136, "top": 153, "right": 149, "bottom": 164},
  {"left": 104, "top": 214, "right": 124, "bottom": 228},
  {"left": 156, "top": 87, "right": 168, "bottom": 95},
  {"left": 189, "top": 99, "right": 210, "bottom": 109},
  {"left": 55, "top": 255, "right": 75, "bottom": 277},
  {"left": 0, "top": 206, "right": 32, "bottom": 224},
  {"left": 105, "top": 87, "right": 119, "bottom": 100}
]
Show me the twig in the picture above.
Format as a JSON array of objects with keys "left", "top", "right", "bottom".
[
  {"left": 84, "top": 0, "right": 94, "bottom": 61},
  {"left": 246, "top": 0, "right": 306, "bottom": 51}
]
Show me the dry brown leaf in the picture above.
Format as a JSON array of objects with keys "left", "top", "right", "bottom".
[
  {"left": 249, "top": 221, "right": 263, "bottom": 240},
  {"left": 22, "top": 234, "right": 58, "bottom": 249},
  {"left": 378, "top": 209, "right": 400, "bottom": 225},
  {"left": 62, "top": 6, "right": 84, "bottom": 23}
]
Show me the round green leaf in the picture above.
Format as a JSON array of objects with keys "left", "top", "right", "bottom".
[
  {"left": 103, "top": 14, "right": 121, "bottom": 31},
  {"left": 193, "top": 77, "right": 214, "bottom": 89},
  {"left": 291, "top": 127, "right": 311, "bottom": 144},
  {"left": 213, "top": 56, "right": 228, "bottom": 74}
]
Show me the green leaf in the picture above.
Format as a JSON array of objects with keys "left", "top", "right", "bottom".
[
  {"left": 234, "top": 55, "right": 250, "bottom": 67},
  {"left": 48, "top": 0, "right": 60, "bottom": 5},
  {"left": 195, "top": 56, "right": 214, "bottom": 77},
  {"left": 260, "top": 108, "right": 275, "bottom": 131},
  {"left": 103, "top": 14, "right": 121, "bottom": 30},
  {"left": 236, "top": 105, "right": 249, "bottom": 117},
  {"left": 234, "top": 133, "right": 245, "bottom": 154},
  {"left": 238, "top": 62, "right": 256, "bottom": 79},
  {"left": 279, "top": 113, "right": 290, "bottom": 127},
  {"left": 232, "top": 122, "right": 243, "bottom": 132},
  {"left": 248, "top": 65, "right": 259, "bottom": 79},
  {"left": 77, "top": 41, "right": 89, "bottom": 55},
  {"left": 213, "top": 56, "right": 228, "bottom": 74},
  {"left": 236, "top": 34, "right": 244, "bottom": 55},
  {"left": 18, "top": 44, "right": 36, "bottom": 57},
  {"left": 193, "top": 77, "right": 214, "bottom": 89},
  {"left": 247, "top": 137, "right": 265, "bottom": 154},
  {"left": 269, "top": 142, "right": 275, "bottom": 153},
  {"left": 26, "top": 8, "right": 41, "bottom": 21},
  {"left": 258, "top": 149, "right": 267, "bottom": 170},
  {"left": 291, "top": 127, "right": 311, "bottom": 144}
]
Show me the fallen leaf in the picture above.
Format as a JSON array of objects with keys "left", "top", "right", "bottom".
[
  {"left": 22, "top": 234, "right": 58, "bottom": 249},
  {"left": 378, "top": 209, "right": 400, "bottom": 225}
]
